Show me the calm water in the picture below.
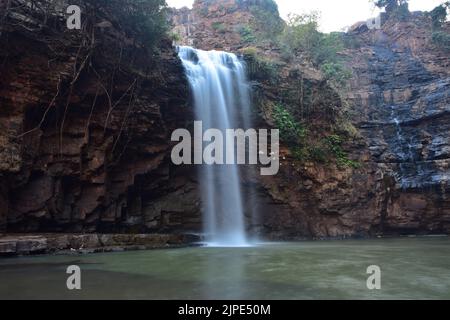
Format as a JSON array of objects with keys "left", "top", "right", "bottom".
[{"left": 1, "top": 237, "right": 449, "bottom": 300}]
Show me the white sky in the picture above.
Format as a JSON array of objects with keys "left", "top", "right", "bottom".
[{"left": 167, "top": 0, "right": 446, "bottom": 32}]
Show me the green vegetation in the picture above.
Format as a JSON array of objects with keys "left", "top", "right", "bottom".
[
  {"left": 273, "top": 104, "right": 307, "bottom": 145},
  {"left": 212, "top": 22, "right": 227, "bottom": 33},
  {"left": 321, "top": 62, "right": 352, "bottom": 88},
  {"left": 199, "top": 6, "right": 209, "bottom": 17},
  {"left": 241, "top": 47, "right": 278, "bottom": 82},
  {"left": 372, "top": 0, "right": 409, "bottom": 16},
  {"left": 280, "top": 13, "right": 351, "bottom": 89},
  {"left": 245, "top": 0, "right": 279, "bottom": 13},
  {"left": 237, "top": 4, "right": 358, "bottom": 168},
  {"left": 282, "top": 13, "right": 341, "bottom": 65},
  {"left": 282, "top": 12, "right": 321, "bottom": 59},
  {"left": 341, "top": 34, "right": 363, "bottom": 50},
  {"left": 431, "top": 31, "right": 450, "bottom": 52},
  {"left": 324, "top": 135, "right": 360, "bottom": 168},
  {"left": 429, "top": 2, "right": 449, "bottom": 29},
  {"left": 169, "top": 32, "right": 182, "bottom": 43},
  {"left": 429, "top": 2, "right": 450, "bottom": 52},
  {"left": 273, "top": 105, "right": 358, "bottom": 168},
  {"left": 238, "top": 25, "right": 257, "bottom": 44}
]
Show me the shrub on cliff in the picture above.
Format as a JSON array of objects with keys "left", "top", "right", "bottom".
[
  {"left": 242, "top": 47, "right": 278, "bottom": 83},
  {"left": 272, "top": 105, "right": 358, "bottom": 168},
  {"left": 273, "top": 104, "right": 307, "bottom": 146},
  {"left": 321, "top": 62, "right": 352, "bottom": 88},
  {"left": 238, "top": 25, "right": 257, "bottom": 44},
  {"left": 429, "top": 2, "right": 449, "bottom": 30},
  {"left": 431, "top": 31, "right": 450, "bottom": 52},
  {"left": 428, "top": 2, "right": 450, "bottom": 52}
]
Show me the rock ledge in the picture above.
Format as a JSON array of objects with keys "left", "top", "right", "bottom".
[{"left": 0, "top": 233, "right": 201, "bottom": 256}]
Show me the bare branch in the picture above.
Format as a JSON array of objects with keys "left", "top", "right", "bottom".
[
  {"left": 103, "top": 78, "right": 137, "bottom": 133},
  {"left": 15, "top": 75, "right": 62, "bottom": 138},
  {"left": 111, "top": 80, "right": 137, "bottom": 154}
]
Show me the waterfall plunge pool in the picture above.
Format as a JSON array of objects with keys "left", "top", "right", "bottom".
[{"left": 1, "top": 237, "right": 449, "bottom": 299}]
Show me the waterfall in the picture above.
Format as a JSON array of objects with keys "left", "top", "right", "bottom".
[{"left": 178, "top": 46, "right": 253, "bottom": 247}]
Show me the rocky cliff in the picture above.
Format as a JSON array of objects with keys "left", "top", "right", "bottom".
[
  {"left": 0, "top": 0, "right": 201, "bottom": 234},
  {"left": 344, "top": 13, "right": 450, "bottom": 234}
]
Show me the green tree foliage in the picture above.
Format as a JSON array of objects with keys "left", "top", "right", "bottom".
[
  {"left": 320, "top": 62, "right": 352, "bottom": 87},
  {"left": 372, "top": 0, "right": 410, "bottom": 20},
  {"left": 242, "top": 47, "right": 278, "bottom": 82},
  {"left": 273, "top": 104, "right": 307, "bottom": 145},
  {"left": 283, "top": 12, "right": 321, "bottom": 57},
  {"left": 372, "top": 0, "right": 408, "bottom": 13},
  {"left": 282, "top": 13, "right": 345, "bottom": 65},
  {"left": 272, "top": 105, "right": 358, "bottom": 168},
  {"left": 428, "top": 2, "right": 450, "bottom": 52},
  {"left": 429, "top": 2, "right": 450, "bottom": 30},
  {"left": 432, "top": 31, "right": 450, "bottom": 52},
  {"left": 212, "top": 22, "right": 226, "bottom": 33},
  {"left": 249, "top": 0, "right": 279, "bottom": 13},
  {"left": 281, "top": 13, "right": 351, "bottom": 88},
  {"left": 238, "top": 25, "right": 256, "bottom": 43},
  {"left": 324, "top": 135, "right": 360, "bottom": 168}
]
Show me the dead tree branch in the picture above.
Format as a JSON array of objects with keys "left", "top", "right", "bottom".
[{"left": 15, "top": 75, "right": 62, "bottom": 138}]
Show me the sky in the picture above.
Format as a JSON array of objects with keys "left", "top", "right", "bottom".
[{"left": 166, "top": 0, "right": 447, "bottom": 32}]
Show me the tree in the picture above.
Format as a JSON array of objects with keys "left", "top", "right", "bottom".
[
  {"left": 283, "top": 12, "right": 321, "bottom": 56},
  {"left": 429, "top": 1, "right": 450, "bottom": 30},
  {"left": 372, "top": 0, "right": 409, "bottom": 15},
  {"left": 280, "top": 13, "right": 350, "bottom": 89},
  {"left": 429, "top": 2, "right": 450, "bottom": 52}
]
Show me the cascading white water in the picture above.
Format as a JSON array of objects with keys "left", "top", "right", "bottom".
[
  {"left": 178, "top": 46, "right": 253, "bottom": 247},
  {"left": 390, "top": 105, "right": 424, "bottom": 189}
]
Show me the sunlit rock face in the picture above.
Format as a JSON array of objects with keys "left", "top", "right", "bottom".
[{"left": 169, "top": 0, "right": 284, "bottom": 51}]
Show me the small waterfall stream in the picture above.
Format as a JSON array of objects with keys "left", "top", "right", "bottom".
[
  {"left": 390, "top": 106, "right": 425, "bottom": 189},
  {"left": 178, "top": 46, "right": 253, "bottom": 246}
]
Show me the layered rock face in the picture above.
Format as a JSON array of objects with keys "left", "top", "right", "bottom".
[
  {"left": 345, "top": 14, "right": 450, "bottom": 233},
  {"left": 0, "top": 1, "right": 201, "bottom": 234}
]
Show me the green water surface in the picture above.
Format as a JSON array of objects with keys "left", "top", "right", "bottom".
[{"left": 0, "top": 237, "right": 449, "bottom": 300}]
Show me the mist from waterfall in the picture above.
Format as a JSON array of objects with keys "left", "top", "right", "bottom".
[{"left": 178, "top": 46, "right": 253, "bottom": 247}]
